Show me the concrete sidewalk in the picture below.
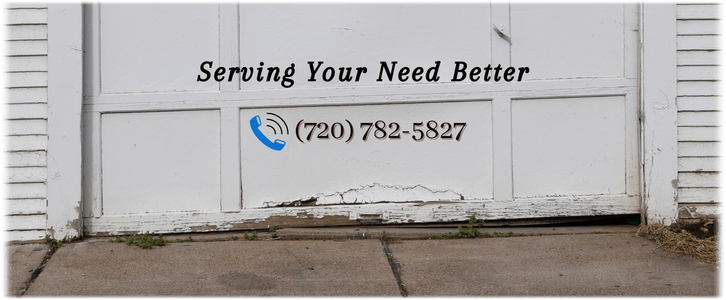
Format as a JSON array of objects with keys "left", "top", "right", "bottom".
[{"left": 8, "top": 225, "right": 717, "bottom": 296}]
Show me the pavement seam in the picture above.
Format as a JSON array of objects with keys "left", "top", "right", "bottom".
[
  {"left": 18, "top": 246, "right": 58, "bottom": 296},
  {"left": 380, "top": 240, "right": 408, "bottom": 297}
]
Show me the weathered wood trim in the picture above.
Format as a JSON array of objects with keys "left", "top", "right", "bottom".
[
  {"left": 6, "top": 230, "right": 46, "bottom": 243},
  {"left": 7, "top": 199, "right": 47, "bottom": 215},
  {"left": 678, "top": 187, "right": 719, "bottom": 203},
  {"left": 83, "top": 195, "right": 640, "bottom": 235},
  {"left": 641, "top": 4, "right": 678, "bottom": 225},
  {"left": 46, "top": 4, "right": 83, "bottom": 241},
  {"left": 678, "top": 203, "right": 720, "bottom": 219}
]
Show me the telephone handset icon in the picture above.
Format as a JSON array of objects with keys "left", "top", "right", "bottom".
[{"left": 250, "top": 115, "right": 286, "bottom": 151}]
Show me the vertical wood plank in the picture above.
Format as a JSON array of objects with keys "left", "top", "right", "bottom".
[
  {"left": 641, "top": 4, "right": 678, "bottom": 225},
  {"left": 219, "top": 4, "right": 240, "bottom": 92},
  {"left": 491, "top": 4, "right": 512, "bottom": 201},
  {"left": 220, "top": 107, "right": 242, "bottom": 211},
  {"left": 47, "top": 4, "right": 84, "bottom": 241},
  {"left": 492, "top": 97, "right": 513, "bottom": 201}
]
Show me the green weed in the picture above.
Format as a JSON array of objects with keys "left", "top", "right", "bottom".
[
  {"left": 268, "top": 226, "right": 283, "bottom": 232},
  {"left": 45, "top": 235, "right": 63, "bottom": 249},
  {"left": 110, "top": 232, "right": 168, "bottom": 249},
  {"left": 244, "top": 231, "right": 258, "bottom": 241},
  {"left": 492, "top": 231, "right": 513, "bottom": 237},
  {"left": 227, "top": 236, "right": 238, "bottom": 241},
  {"left": 176, "top": 236, "right": 194, "bottom": 243}
]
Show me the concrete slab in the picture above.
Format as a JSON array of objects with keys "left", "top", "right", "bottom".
[
  {"left": 388, "top": 233, "right": 716, "bottom": 296},
  {"left": 24, "top": 239, "right": 399, "bottom": 296},
  {"left": 6, "top": 244, "right": 50, "bottom": 296}
]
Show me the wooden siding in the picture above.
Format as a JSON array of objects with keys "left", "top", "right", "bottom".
[
  {"left": 5, "top": 5, "right": 49, "bottom": 241},
  {"left": 676, "top": 4, "right": 721, "bottom": 220}
]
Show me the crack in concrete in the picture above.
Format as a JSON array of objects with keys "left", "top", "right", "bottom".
[{"left": 380, "top": 240, "right": 408, "bottom": 297}]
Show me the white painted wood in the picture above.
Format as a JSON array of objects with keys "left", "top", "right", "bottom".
[
  {"left": 7, "top": 199, "right": 47, "bottom": 215},
  {"left": 625, "top": 92, "right": 641, "bottom": 196},
  {"left": 6, "top": 103, "right": 48, "bottom": 119},
  {"left": 6, "top": 214, "right": 45, "bottom": 230},
  {"left": 678, "top": 204, "right": 719, "bottom": 219},
  {"left": 83, "top": 195, "right": 640, "bottom": 235},
  {"left": 677, "top": 20, "right": 719, "bottom": 35},
  {"left": 677, "top": 35, "right": 720, "bottom": 50},
  {"left": 492, "top": 98, "right": 513, "bottom": 201},
  {"left": 677, "top": 111, "right": 719, "bottom": 126},
  {"left": 678, "top": 187, "right": 719, "bottom": 203},
  {"left": 8, "top": 72, "right": 47, "bottom": 88},
  {"left": 82, "top": 4, "right": 100, "bottom": 98},
  {"left": 512, "top": 96, "right": 626, "bottom": 197},
  {"left": 220, "top": 107, "right": 241, "bottom": 211},
  {"left": 641, "top": 4, "right": 679, "bottom": 225},
  {"left": 6, "top": 167, "right": 47, "bottom": 183},
  {"left": 678, "top": 127, "right": 720, "bottom": 142},
  {"left": 237, "top": 5, "right": 491, "bottom": 90},
  {"left": 81, "top": 111, "right": 101, "bottom": 218},
  {"left": 7, "top": 40, "right": 46, "bottom": 55},
  {"left": 219, "top": 3, "right": 239, "bottom": 92},
  {"left": 7, "top": 88, "right": 47, "bottom": 104},
  {"left": 677, "top": 66, "right": 719, "bottom": 81},
  {"left": 239, "top": 101, "right": 493, "bottom": 208},
  {"left": 677, "top": 51, "right": 719, "bottom": 66},
  {"left": 6, "top": 151, "right": 47, "bottom": 167},
  {"left": 101, "top": 110, "right": 222, "bottom": 215},
  {"left": 6, "top": 4, "right": 48, "bottom": 9},
  {"left": 676, "top": 4, "right": 720, "bottom": 20},
  {"left": 86, "top": 79, "right": 638, "bottom": 110},
  {"left": 678, "top": 157, "right": 720, "bottom": 172},
  {"left": 679, "top": 172, "right": 719, "bottom": 188},
  {"left": 678, "top": 142, "right": 720, "bottom": 157},
  {"left": 7, "top": 230, "right": 46, "bottom": 241},
  {"left": 510, "top": 4, "right": 624, "bottom": 80},
  {"left": 6, "top": 8, "right": 47, "bottom": 25},
  {"left": 7, "top": 135, "right": 47, "bottom": 151},
  {"left": 624, "top": 4, "right": 641, "bottom": 80},
  {"left": 82, "top": 4, "right": 642, "bottom": 234},
  {"left": 7, "top": 183, "right": 46, "bottom": 199},
  {"left": 6, "top": 24, "right": 47, "bottom": 40},
  {"left": 678, "top": 81, "right": 719, "bottom": 96},
  {"left": 490, "top": 5, "right": 512, "bottom": 202},
  {"left": 6, "top": 56, "right": 47, "bottom": 72},
  {"left": 7, "top": 119, "right": 47, "bottom": 135},
  {"left": 677, "top": 96, "right": 720, "bottom": 111},
  {"left": 47, "top": 4, "right": 84, "bottom": 241},
  {"left": 99, "top": 4, "right": 220, "bottom": 94}
]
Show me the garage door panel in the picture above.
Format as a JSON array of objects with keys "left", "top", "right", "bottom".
[
  {"left": 101, "top": 110, "right": 221, "bottom": 215},
  {"left": 239, "top": 101, "right": 494, "bottom": 208},
  {"left": 511, "top": 4, "right": 625, "bottom": 80},
  {"left": 99, "top": 4, "right": 220, "bottom": 94},
  {"left": 512, "top": 96, "right": 626, "bottom": 197},
  {"left": 238, "top": 5, "right": 491, "bottom": 89}
]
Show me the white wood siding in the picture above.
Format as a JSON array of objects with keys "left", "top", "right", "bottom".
[
  {"left": 5, "top": 5, "right": 49, "bottom": 242},
  {"left": 676, "top": 4, "right": 721, "bottom": 218}
]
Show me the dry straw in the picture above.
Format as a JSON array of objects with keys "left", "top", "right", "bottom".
[{"left": 636, "top": 224, "right": 716, "bottom": 265}]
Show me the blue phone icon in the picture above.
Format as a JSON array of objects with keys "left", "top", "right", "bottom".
[{"left": 250, "top": 115, "right": 286, "bottom": 151}]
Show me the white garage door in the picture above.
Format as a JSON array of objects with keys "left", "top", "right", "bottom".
[{"left": 82, "top": 4, "right": 641, "bottom": 235}]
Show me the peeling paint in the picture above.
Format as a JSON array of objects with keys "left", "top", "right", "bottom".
[
  {"left": 263, "top": 182, "right": 465, "bottom": 207},
  {"left": 84, "top": 195, "right": 640, "bottom": 236}
]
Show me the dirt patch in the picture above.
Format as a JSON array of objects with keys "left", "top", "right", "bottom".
[{"left": 636, "top": 218, "right": 716, "bottom": 265}]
